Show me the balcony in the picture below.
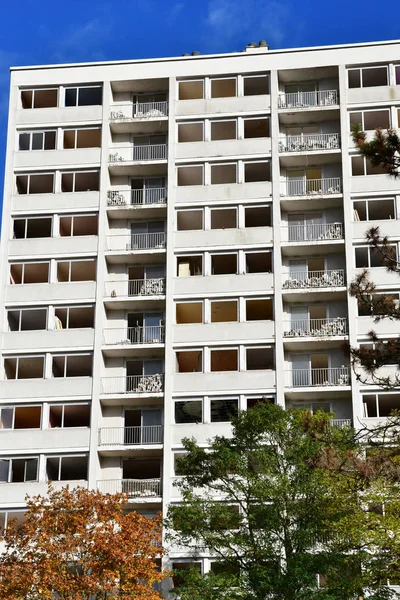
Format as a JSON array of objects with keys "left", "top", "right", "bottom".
[
  {"left": 109, "top": 144, "right": 167, "bottom": 163},
  {"left": 105, "top": 278, "right": 166, "bottom": 298},
  {"left": 278, "top": 90, "right": 338, "bottom": 109},
  {"left": 283, "top": 269, "right": 345, "bottom": 289},
  {"left": 284, "top": 222, "right": 343, "bottom": 243},
  {"left": 284, "top": 317, "right": 348, "bottom": 338},
  {"left": 287, "top": 366, "right": 350, "bottom": 387},
  {"left": 101, "top": 374, "right": 164, "bottom": 395},
  {"left": 103, "top": 326, "right": 165, "bottom": 346},
  {"left": 98, "top": 425, "right": 163, "bottom": 446},
  {"left": 97, "top": 478, "right": 162, "bottom": 498},
  {"left": 107, "top": 188, "right": 167, "bottom": 207},
  {"left": 282, "top": 177, "right": 342, "bottom": 197},
  {"left": 106, "top": 233, "right": 166, "bottom": 252},
  {"left": 331, "top": 419, "right": 352, "bottom": 428},
  {"left": 279, "top": 133, "right": 340, "bottom": 153},
  {"left": 110, "top": 101, "right": 168, "bottom": 120}
]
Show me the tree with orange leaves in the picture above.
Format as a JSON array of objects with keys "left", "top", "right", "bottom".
[{"left": 0, "top": 485, "right": 166, "bottom": 600}]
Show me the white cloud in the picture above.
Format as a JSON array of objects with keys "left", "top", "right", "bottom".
[{"left": 205, "top": 0, "right": 294, "bottom": 48}]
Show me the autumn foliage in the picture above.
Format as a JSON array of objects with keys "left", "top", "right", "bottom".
[{"left": 0, "top": 485, "right": 166, "bottom": 600}]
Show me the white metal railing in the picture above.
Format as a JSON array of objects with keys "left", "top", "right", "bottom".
[
  {"left": 109, "top": 145, "right": 167, "bottom": 163},
  {"left": 285, "top": 222, "right": 343, "bottom": 242},
  {"left": 109, "top": 101, "right": 168, "bottom": 120},
  {"left": 288, "top": 367, "right": 350, "bottom": 387},
  {"left": 330, "top": 419, "right": 352, "bottom": 428},
  {"left": 107, "top": 188, "right": 167, "bottom": 207},
  {"left": 99, "top": 425, "right": 163, "bottom": 446},
  {"left": 283, "top": 317, "right": 348, "bottom": 337},
  {"left": 103, "top": 326, "right": 165, "bottom": 345},
  {"left": 97, "top": 478, "right": 162, "bottom": 498},
  {"left": 282, "top": 269, "right": 345, "bottom": 289},
  {"left": 283, "top": 177, "right": 342, "bottom": 197},
  {"left": 105, "top": 278, "right": 166, "bottom": 298},
  {"left": 107, "top": 233, "right": 166, "bottom": 252},
  {"left": 278, "top": 90, "right": 338, "bottom": 108},
  {"left": 279, "top": 133, "right": 340, "bottom": 152},
  {"left": 101, "top": 374, "right": 164, "bottom": 394}
]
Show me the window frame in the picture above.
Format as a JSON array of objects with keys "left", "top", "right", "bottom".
[
  {"left": 0, "top": 456, "right": 39, "bottom": 483},
  {"left": 18, "top": 129, "right": 57, "bottom": 151},
  {"left": 0, "top": 405, "right": 42, "bottom": 430},
  {"left": 45, "top": 454, "right": 88, "bottom": 481},
  {"left": 174, "top": 399, "right": 203, "bottom": 424},
  {"left": 61, "top": 170, "right": 100, "bottom": 193},
  {"left": 48, "top": 403, "right": 91, "bottom": 428},
  {"left": 13, "top": 215, "right": 54, "bottom": 239},
  {"left": 176, "top": 164, "right": 204, "bottom": 186},
  {"left": 4, "top": 355, "right": 45, "bottom": 379},
  {"left": 209, "top": 118, "right": 238, "bottom": 141},
  {"left": 353, "top": 197, "right": 396, "bottom": 221},
  {"left": 53, "top": 304, "right": 95, "bottom": 329},
  {"left": 177, "top": 121, "right": 205, "bottom": 143},
  {"left": 210, "top": 161, "right": 238, "bottom": 185},
  {"left": 64, "top": 85, "right": 103, "bottom": 107},
  {"left": 209, "top": 76, "right": 237, "bottom": 99},
  {"left": 59, "top": 213, "right": 98, "bottom": 237},
  {"left": 7, "top": 307, "right": 48, "bottom": 331},
  {"left": 210, "top": 396, "right": 239, "bottom": 422},
  {"left": 16, "top": 172, "right": 55, "bottom": 195},
  {"left": 355, "top": 244, "right": 398, "bottom": 268},
  {"left": 348, "top": 108, "right": 391, "bottom": 131},
  {"left": 20, "top": 87, "right": 59, "bottom": 109},
  {"left": 177, "top": 79, "right": 205, "bottom": 101},
  {"left": 347, "top": 65, "right": 389, "bottom": 89},
  {"left": 56, "top": 258, "right": 97, "bottom": 283},
  {"left": 10, "top": 261, "right": 50, "bottom": 285},
  {"left": 63, "top": 127, "right": 102, "bottom": 149},
  {"left": 51, "top": 353, "right": 93, "bottom": 378}
]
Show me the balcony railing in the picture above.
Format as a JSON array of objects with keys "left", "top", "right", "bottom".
[
  {"left": 110, "top": 101, "right": 168, "bottom": 120},
  {"left": 283, "top": 317, "right": 348, "bottom": 337},
  {"left": 103, "top": 326, "right": 165, "bottom": 345},
  {"left": 99, "top": 425, "right": 163, "bottom": 446},
  {"left": 97, "top": 478, "right": 162, "bottom": 498},
  {"left": 330, "top": 419, "right": 352, "bottom": 428},
  {"left": 282, "top": 177, "right": 342, "bottom": 197},
  {"left": 107, "top": 188, "right": 167, "bottom": 207},
  {"left": 278, "top": 90, "right": 338, "bottom": 108},
  {"left": 282, "top": 269, "right": 345, "bottom": 289},
  {"left": 107, "top": 232, "right": 166, "bottom": 252},
  {"left": 279, "top": 133, "right": 340, "bottom": 153},
  {"left": 101, "top": 374, "right": 164, "bottom": 394},
  {"left": 105, "top": 278, "right": 166, "bottom": 298},
  {"left": 109, "top": 145, "right": 167, "bottom": 163},
  {"left": 288, "top": 366, "right": 350, "bottom": 387},
  {"left": 285, "top": 222, "right": 343, "bottom": 242}
]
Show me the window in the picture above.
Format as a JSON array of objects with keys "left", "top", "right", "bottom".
[
  {"left": 4, "top": 356, "right": 44, "bottom": 379},
  {"left": 178, "top": 80, "right": 204, "bottom": 100},
  {"left": 64, "top": 86, "right": 102, "bottom": 107},
  {"left": 63, "top": 128, "right": 101, "bottom": 149},
  {"left": 52, "top": 354, "right": 93, "bottom": 378},
  {"left": 61, "top": 170, "right": 100, "bottom": 192},
  {"left": 357, "top": 292, "right": 400, "bottom": 316},
  {"left": 355, "top": 245, "right": 397, "bottom": 268},
  {"left": 13, "top": 217, "right": 52, "bottom": 239},
  {"left": 18, "top": 130, "right": 56, "bottom": 151},
  {"left": 210, "top": 398, "right": 238, "bottom": 422},
  {"left": 172, "top": 562, "right": 202, "bottom": 588},
  {"left": 211, "top": 78, "right": 236, "bottom": 98},
  {"left": 353, "top": 198, "right": 395, "bottom": 221},
  {"left": 210, "top": 349, "right": 238, "bottom": 372},
  {"left": 177, "top": 165, "right": 203, "bottom": 186},
  {"left": 176, "top": 302, "right": 203, "bottom": 324},
  {"left": 349, "top": 109, "right": 390, "bottom": 130},
  {"left": 59, "top": 214, "right": 98, "bottom": 236},
  {"left": 0, "top": 511, "right": 25, "bottom": 533},
  {"left": 176, "top": 350, "right": 203, "bottom": 373},
  {"left": 56, "top": 259, "right": 96, "bottom": 282},
  {"left": 0, "top": 458, "right": 38, "bottom": 482},
  {"left": 211, "top": 163, "right": 237, "bottom": 184},
  {"left": 209, "top": 504, "right": 241, "bottom": 530},
  {"left": 49, "top": 404, "right": 90, "bottom": 427},
  {"left": 54, "top": 305, "right": 95, "bottom": 329},
  {"left": 246, "top": 298, "right": 273, "bottom": 321},
  {"left": 396, "top": 66, "right": 400, "bottom": 85},
  {"left": 210, "top": 300, "right": 238, "bottom": 322},
  {"left": 177, "top": 210, "right": 203, "bottom": 231},
  {"left": 243, "top": 74, "right": 269, "bottom": 96},
  {"left": 244, "top": 161, "right": 271, "bottom": 182},
  {"left": 245, "top": 205, "right": 271, "bottom": 227},
  {"left": 211, "top": 253, "right": 237, "bottom": 275},
  {"left": 46, "top": 455, "right": 88, "bottom": 480},
  {"left": 245, "top": 252, "right": 272, "bottom": 273},
  {"left": 0, "top": 405, "right": 41, "bottom": 429},
  {"left": 8, "top": 308, "right": 47, "bottom": 331},
  {"left": 351, "top": 156, "right": 388, "bottom": 176},
  {"left": 10, "top": 262, "right": 49, "bottom": 284},
  {"left": 16, "top": 173, "right": 54, "bottom": 194},
  {"left": 247, "top": 396, "right": 274, "bottom": 409},
  {"left": 246, "top": 347, "right": 274, "bottom": 370},
  {"left": 177, "top": 255, "right": 203, "bottom": 276},
  {"left": 21, "top": 88, "right": 58, "bottom": 109},
  {"left": 210, "top": 208, "right": 237, "bottom": 229},
  {"left": 210, "top": 120, "right": 237, "bottom": 141},
  {"left": 363, "top": 393, "right": 400, "bottom": 418},
  {"left": 178, "top": 122, "right": 204, "bottom": 143},
  {"left": 244, "top": 118, "right": 270, "bottom": 138},
  {"left": 348, "top": 66, "right": 388, "bottom": 88},
  {"left": 175, "top": 400, "right": 203, "bottom": 424}
]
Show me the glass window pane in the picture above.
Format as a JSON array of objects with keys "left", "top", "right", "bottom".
[
  {"left": 32, "top": 132, "right": 43, "bottom": 150},
  {"left": 210, "top": 399, "right": 238, "bottom": 422},
  {"left": 348, "top": 70, "right": 361, "bottom": 88},
  {"left": 362, "top": 67, "right": 388, "bottom": 87},
  {"left": 175, "top": 400, "right": 202, "bottom": 424},
  {"left": 0, "top": 408, "right": 13, "bottom": 429},
  {"left": 65, "top": 88, "right": 77, "bottom": 106},
  {"left": 355, "top": 247, "right": 369, "bottom": 268},
  {"left": 78, "top": 87, "right": 102, "bottom": 106},
  {"left": 19, "top": 133, "right": 30, "bottom": 151}
]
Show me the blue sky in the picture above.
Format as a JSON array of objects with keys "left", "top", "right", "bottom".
[{"left": 0, "top": 0, "right": 399, "bottom": 211}]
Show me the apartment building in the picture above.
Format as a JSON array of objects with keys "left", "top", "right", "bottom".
[{"left": 1, "top": 38, "right": 400, "bottom": 589}]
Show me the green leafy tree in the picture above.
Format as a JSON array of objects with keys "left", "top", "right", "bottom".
[
  {"left": 352, "top": 125, "right": 400, "bottom": 178},
  {"left": 167, "top": 403, "right": 400, "bottom": 600}
]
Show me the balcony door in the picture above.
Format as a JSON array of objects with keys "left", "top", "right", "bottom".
[
  {"left": 285, "top": 82, "right": 318, "bottom": 106},
  {"left": 288, "top": 213, "right": 323, "bottom": 242},
  {"left": 291, "top": 354, "right": 310, "bottom": 386},
  {"left": 124, "top": 409, "right": 162, "bottom": 444},
  {"left": 287, "top": 168, "right": 322, "bottom": 195},
  {"left": 131, "top": 221, "right": 164, "bottom": 250},
  {"left": 290, "top": 305, "right": 327, "bottom": 334}
]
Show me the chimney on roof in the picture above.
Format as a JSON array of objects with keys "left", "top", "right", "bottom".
[{"left": 245, "top": 40, "right": 269, "bottom": 52}]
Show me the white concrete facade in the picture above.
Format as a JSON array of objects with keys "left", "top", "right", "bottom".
[{"left": 1, "top": 39, "right": 400, "bottom": 587}]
